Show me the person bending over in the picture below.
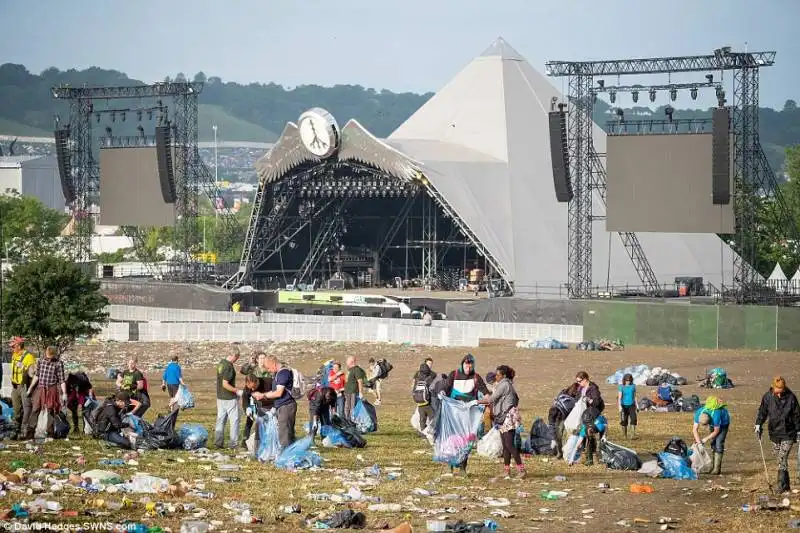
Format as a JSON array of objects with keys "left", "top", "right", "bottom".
[{"left": 308, "top": 386, "right": 338, "bottom": 440}]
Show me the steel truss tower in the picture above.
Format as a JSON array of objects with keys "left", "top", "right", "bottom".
[
  {"left": 546, "top": 47, "right": 792, "bottom": 301},
  {"left": 51, "top": 82, "right": 240, "bottom": 280}
]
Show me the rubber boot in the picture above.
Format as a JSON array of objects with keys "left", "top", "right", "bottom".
[
  {"left": 711, "top": 451, "right": 723, "bottom": 475},
  {"left": 622, "top": 426, "right": 628, "bottom": 440},
  {"left": 630, "top": 426, "right": 637, "bottom": 440},
  {"left": 779, "top": 469, "right": 791, "bottom": 494},
  {"left": 582, "top": 438, "right": 595, "bottom": 466}
]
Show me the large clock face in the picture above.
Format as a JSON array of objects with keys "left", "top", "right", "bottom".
[{"left": 298, "top": 108, "right": 340, "bottom": 158}]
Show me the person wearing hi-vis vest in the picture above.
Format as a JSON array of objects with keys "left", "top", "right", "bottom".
[{"left": 9, "top": 337, "right": 36, "bottom": 439}]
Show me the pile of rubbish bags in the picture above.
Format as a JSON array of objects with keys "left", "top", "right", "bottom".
[
  {"left": 700, "top": 367, "right": 734, "bottom": 389},
  {"left": 178, "top": 423, "right": 208, "bottom": 450},
  {"left": 516, "top": 337, "right": 568, "bottom": 350},
  {"left": 577, "top": 338, "right": 625, "bottom": 351},
  {"left": 352, "top": 399, "right": 378, "bottom": 434},
  {"left": 606, "top": 365, "right": 687, "bottom": 386},
  {"left": 321, "top": 416, "right": 367, "bottom": 449}
]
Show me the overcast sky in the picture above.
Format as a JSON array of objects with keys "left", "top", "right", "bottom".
[{"left": 1, "top": 0, "right": 797, "bottom": 108}]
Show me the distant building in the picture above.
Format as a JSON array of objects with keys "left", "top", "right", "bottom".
[{"left": 0, "top": 155, "right": 66, "bottom": 210}]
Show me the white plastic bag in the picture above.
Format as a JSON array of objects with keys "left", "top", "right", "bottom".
[
  {"left": 411, "top": 410, "right": 421, "bottom": 432},
  {"left": 35, "top": 411, "right": 51, "bottom": 439},
  {"left": 563, "top": 434, "right": 583, "bottom": 465},
  {"left": 690, "top": 443, "right": 712, "bottom": 474},
  {"left": 564, "top": 398, "right": 587, "bottom": 432},
  {"left": 477, "top": 428, "right": 503, "bottom": 458}
]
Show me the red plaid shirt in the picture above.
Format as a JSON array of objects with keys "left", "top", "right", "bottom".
[{"left": 36, "top": 358, "right": 66, "bottom": 388}]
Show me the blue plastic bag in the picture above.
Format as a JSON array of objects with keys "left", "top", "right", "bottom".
[
  {"left": 0, "top": 400, "right": 13, "bottom": 420},
  {"left": 352, "top": 399, "right": 378, "bottom": 433},
  {"left": 321, "top": 426, "right": 352, "bottom": 448},
  {"left": 275, "top": 436, "right": 322, "bottom": 470},
  {"left": 175, "top": 385, "right": 195, "bottom": 409},
  {"left": 657, "top": 452, "right": 697, "bottom": 480},
  {"left": 257, "top": 414, "right": 281, "bottom": 462},
  {"left": 178, "top": 423, "right": 208, "bottom": 450},
  {"left": 433, "top": 395, "right": 484, "bottom": 466},
  {"left": 320, "top": 361, "right": 333, "bottom": 387},
  {"left": 123, "top": 414, "right": 144, "bottom": 435}
]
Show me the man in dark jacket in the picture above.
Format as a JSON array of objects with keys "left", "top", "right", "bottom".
[
  {"left": 576, "top": 371, "right": 605, "bottom": 466},
  {"left": 94, "top": 392, "right": 134, "bottom": 449},
  {"left": 242, "top": 373, "right": 273, "bottom": 446},
  {"left": 755, "top": 376, "right": 800, "bottom": 493}
]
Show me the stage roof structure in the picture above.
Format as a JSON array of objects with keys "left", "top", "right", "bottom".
[{"left": 254, "top": 37, "right": 748, "bottom": 296}]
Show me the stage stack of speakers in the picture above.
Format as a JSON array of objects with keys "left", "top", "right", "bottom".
[
  {"left": 548, "top": 109, "right": 573, "bottom": 202},
  {"left": 155, "top": 125, "right": 176, "bottom": 203},
  {"left": 54, "top": 127, "right": 74, "bottom": 204},
  {"left": 711, "top": 107, "right": 731, "bottom": 205}
]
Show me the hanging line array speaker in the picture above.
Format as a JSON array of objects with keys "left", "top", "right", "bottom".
[
  {"left": 54, "top": 128, "right": 74, "bottom": 204},
  {"left": 548, "top": 111, "right": 573, "bottom": 202},
  {"left": 155, "top": 125, "right": 176, "bottom": 203},
  {"left": 711, "top": 107, "right": 731, "bottom": 205}
]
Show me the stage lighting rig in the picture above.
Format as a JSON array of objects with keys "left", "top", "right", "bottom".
[
  {"left": 664, "top": 105, "right": 674, "bottom": 122},
  {"left": 649, "top": 89, "right": 656, "bottom": 102},
  {"left": 669, "top": 88, "right": 677, "bottom": 101},
  {"left": 690, "top": 87, "right": 698, "bottom": 100},
  {"left": 609, "top": 90, "right": 617, "bottom": 103},
  {"left": 632, "top": 90, "right": 639, "bottom": 103}
]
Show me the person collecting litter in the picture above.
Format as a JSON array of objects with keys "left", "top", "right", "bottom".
[
  {"left": 548, "top": 383, "right": 579, "bottom": 459},
  {"left": 214, "top": 346, "right": 243, "bottom": 449},
  {"left": 117, "top": 357, "right": 150, "bottom": 417},
  {"left": 93, "top": 391, "right": 138, "bottom": 449},
  {"left": 412, "top": 358, "right": 436, "bottom": 436},
  {"left": 328, "top": 361, "right": 346, "bottom": 418},
  {"left": 479, "top": 365, "right": 526, "bottom": 479},
  {"left": 618, "top": 373, "right": 638, "bottom": 439},
  {"left": 575, "top": 370, "right": 605, "bottom": 466},
  {"left": 161, "top": 356, "right": 185, "bottom": 400},
  {"left": 242, "top": 372, "right": 274, "bottom": 446},
  {"left": 25, "top": 346, "right": 67, "bottom": 440},
  {"left": 254, "top": 355, "right": 298, "bottom": 449},
  {"left": 308, "top": 386, "right": 338, "bottom": 441},
  {"left": 692, "top": 395, "right": 730, "bottom": 475},
  {"left": 344, "top": 356, "right": 367, "bottom": 420},
  {"left": 755, "top": 376, "right": 800, "bottom": 493},
  {"left": 9, "top": 337, "right": 35, "bottom": 440},
  {"left": 240, "top": 352, "right": 271, "bottom": 447},
  {"left": 443, "top": 353, "right": 490, "bottom": 476},
  {"left": 66, "top": 371, "right": 95, "bottom": 434}
]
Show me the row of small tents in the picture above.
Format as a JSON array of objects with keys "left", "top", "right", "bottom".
[{"left": 767, "top": 263, "right": 800, "bottom": 294}]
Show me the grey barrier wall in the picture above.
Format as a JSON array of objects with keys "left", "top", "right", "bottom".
[
  {"left": 101, "top": 305, "right": 584, "bottom": 347},
  {"left": 100, "top": 281, "right": 232, "bottom": 310}
]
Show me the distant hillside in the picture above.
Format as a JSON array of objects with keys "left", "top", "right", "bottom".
[
  {"left": 0, "top": 118, "right": 50, "bottom": 138},
  {"left": 1, "top": 63, "right": 798, "bottom": 170}
]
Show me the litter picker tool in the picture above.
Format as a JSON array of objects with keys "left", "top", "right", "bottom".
[{"left": 757, "top": 434, "right": 773, "bottom": 492}]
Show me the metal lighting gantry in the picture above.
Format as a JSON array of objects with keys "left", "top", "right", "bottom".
[
  {"left": 545, "top": 47, "right": 793, "bottom": 301},
  {"left": 52, "top": 82, "right": 240, "bottom": 280}
]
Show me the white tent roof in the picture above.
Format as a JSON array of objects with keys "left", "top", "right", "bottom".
[
  {"left": 792, "top": 267, "right": 800, "bottom": 282},
  {"left": 388, "top": 37, "right": 743, "bottom": 295},
  {"left": 769, "top": 263, "right": 788, "bottom": 281}
]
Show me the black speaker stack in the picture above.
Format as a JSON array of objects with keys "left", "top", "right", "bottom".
[
  {"left": 711, "top": 107, "right": 731, "bottom": 205},
  {"left": 54, "top": 128, "right": 74, "bottom": 204},
  {"left": 548, "top": 110, "right": 573, "bottom": 202},
  {"left": 155, "top": 125, "right": 176, "bottom": 203}
]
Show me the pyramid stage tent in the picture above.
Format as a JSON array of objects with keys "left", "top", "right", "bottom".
[{"left": 255, "top": 37, "right": 745, "bottom": 296}]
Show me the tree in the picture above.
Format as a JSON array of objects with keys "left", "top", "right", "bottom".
[
  {"left": 175, "top": 72, "right": 187, "bottom": 83},
  {"left": 785, "top": 100, "right": 798, "bottom": 112},
  {"left": 0, "top": 193, "right": 69, "bottom": 260},
  {"left": 3, "top": 256, "right": 109, "bottom": 355},
  {"left": 193, "top": 71, "right": 207, "bottom": 84}
]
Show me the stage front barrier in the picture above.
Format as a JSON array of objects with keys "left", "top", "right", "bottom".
[{"left": 101, "top": 305, "right": 584, "bottom": 347}]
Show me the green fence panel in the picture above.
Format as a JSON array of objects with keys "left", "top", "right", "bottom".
[
  {"left": 688, "top": 306, "right": 718, "bottom": 349},
  {"left": 717, "top": 306, "right": 747, "bottom": 349},
  {"left": 635, "top": 303, "right": 689, "bottom": 347},
  {"left": 583, "top": 301, "right": 637, "bottom": 344},
  {"left": 743, "top": 306, "right": 777, "bottom": 350},
  {"left": 777, "top": 307, "right": 800, "bottom": 351}
]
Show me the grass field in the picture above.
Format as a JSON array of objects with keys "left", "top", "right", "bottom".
[{"left": 4, "top": 342, "right": 800, "bottom": 532}]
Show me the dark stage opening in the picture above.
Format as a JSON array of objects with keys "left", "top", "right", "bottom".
[{"left": 248, "top": 161, "right": 488, "bottom": 291}]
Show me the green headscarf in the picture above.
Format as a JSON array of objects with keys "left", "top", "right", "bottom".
[{"left": 704, "top": 395, "right": 726, "bottom": 411}]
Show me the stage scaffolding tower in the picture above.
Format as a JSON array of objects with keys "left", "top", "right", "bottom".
[
  {"left": 545, "top": 47, "right": 792, "bottom": 302},
  {"left": 51, "top": 82, "right": 240, "bottom": 281}
]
